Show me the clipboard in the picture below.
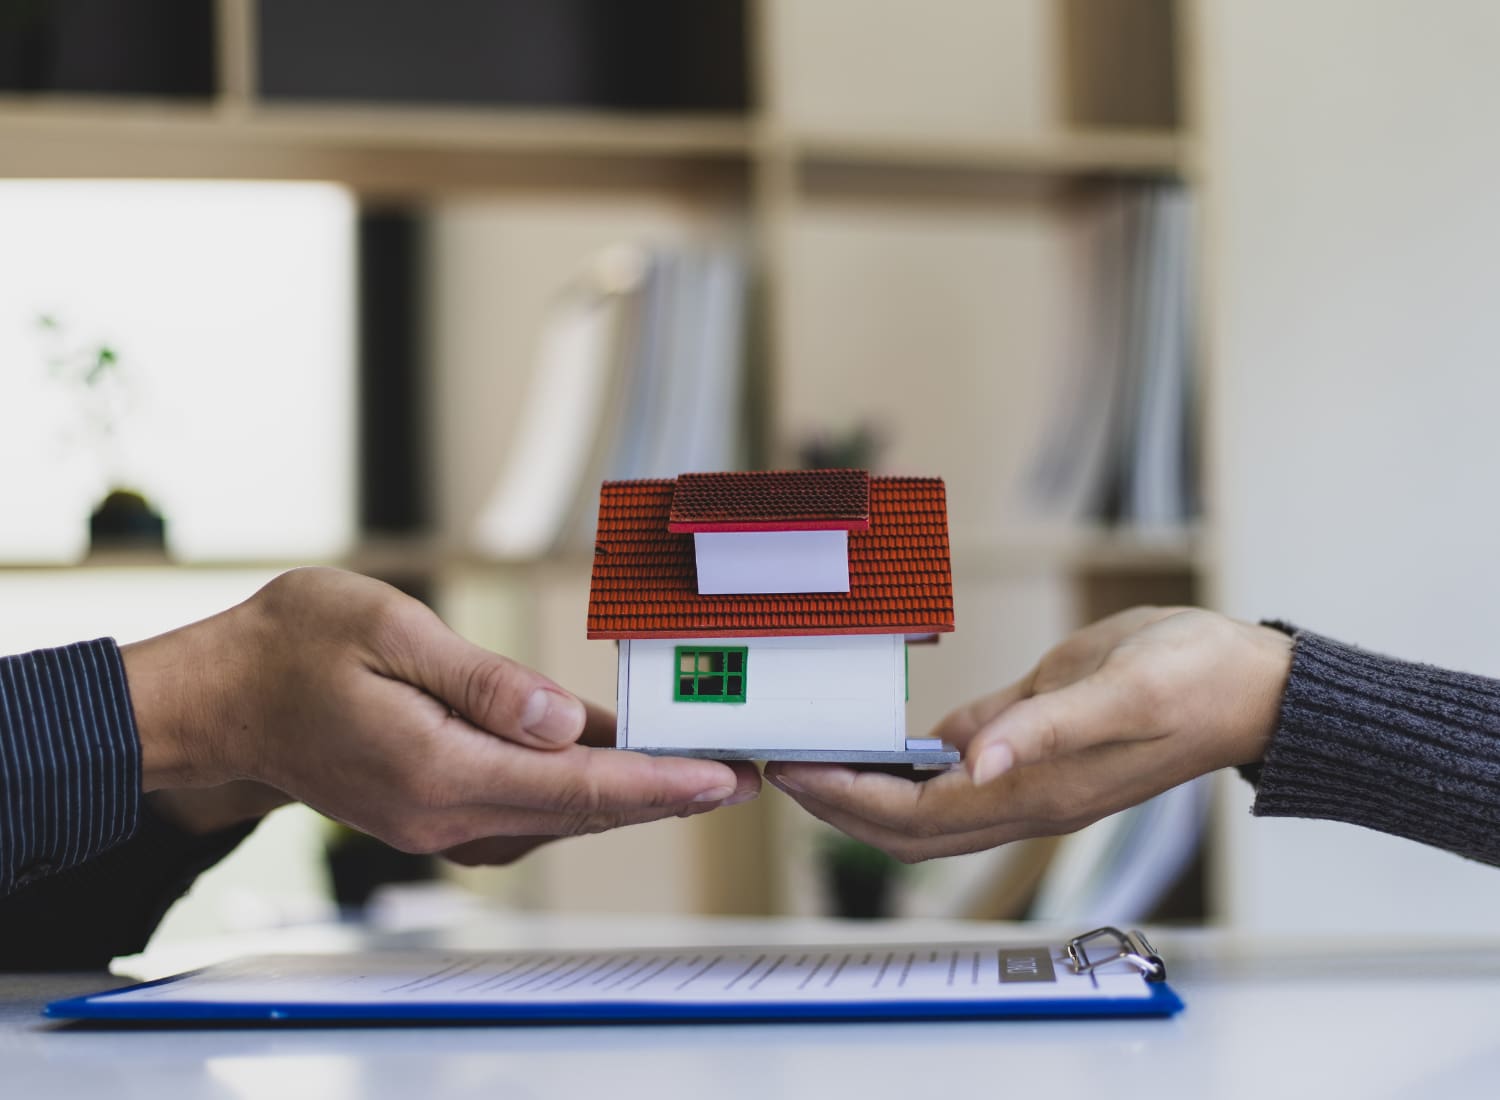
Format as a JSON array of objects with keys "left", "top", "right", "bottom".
[{"left": 46, "top": 926, "right": 1183, "bottom": 1025}]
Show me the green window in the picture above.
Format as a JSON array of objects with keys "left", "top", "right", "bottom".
[{"left": 674, "top": 646, "right": 748, "bottom": 703}]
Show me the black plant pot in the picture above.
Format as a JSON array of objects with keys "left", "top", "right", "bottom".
[
  {"left": 326, "top": 833, "right": 437, "bottom": 913},
  {"left": 88, "top": 488, "right": 166, "bottom": 556},
  {"left": 827, "top": 861, "right": 895, "bottom": 920}
]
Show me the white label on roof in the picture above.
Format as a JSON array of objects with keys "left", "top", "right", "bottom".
[{"left": 693, "top": 530, "right": 850, "bottom": 594}]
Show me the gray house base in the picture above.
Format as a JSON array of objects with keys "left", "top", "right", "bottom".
[{"left": 627, "top": 745, "right": 960, "bottom": 768}]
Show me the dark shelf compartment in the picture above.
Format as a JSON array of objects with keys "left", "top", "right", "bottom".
[
  {"left": 0, "top": 0, "right": 216, "bottom": 97},
  {"left": 258, "top": 0, "right": 748, "bottom": 114},
  {"left": 357, "top": 207, "right": 429, "bottom": 538}
]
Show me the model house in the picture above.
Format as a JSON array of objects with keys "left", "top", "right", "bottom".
[{"left": 586, "top": 469, "right": 957, "bottom": 763}]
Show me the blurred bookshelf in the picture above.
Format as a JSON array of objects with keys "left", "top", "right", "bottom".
[{"left": 0, "top": 0, "right": 1210, "bottom": 929}]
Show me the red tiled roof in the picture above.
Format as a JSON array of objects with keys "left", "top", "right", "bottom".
[
  {"left": 668, "top": 469, "right": 871, "bottom": 532},
  {"left": 588, "top": 475, "right": 954, "bottom": 639}
]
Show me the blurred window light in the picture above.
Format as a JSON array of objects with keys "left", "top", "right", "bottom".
[
  {"left": 0, "top": 570, "right": 283, "bottom": 653},
  {"left": 0, "top": 180, "right": 355, "bottom": 562}
]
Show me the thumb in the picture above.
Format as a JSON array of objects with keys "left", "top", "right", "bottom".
[
  {"left": 394, "top": 612, "right": 587, "bottom": 751},
  {"left": 929, "top": 674, "right": 1034, "bottom": 751},
  {"left": 964, "top": 673, "right": 1124, "bottom": 785}
]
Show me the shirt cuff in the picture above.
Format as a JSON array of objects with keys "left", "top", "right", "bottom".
[
  {"left": 1232, "top": 619, "right": 1296, "bottom": 789},
  {"left": 0, "top": 638, "right": 142, "bottom": 895}
]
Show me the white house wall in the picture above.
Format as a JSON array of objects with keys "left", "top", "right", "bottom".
[{"left": 619, "top": 635, "right": 904, "bottom": 752}]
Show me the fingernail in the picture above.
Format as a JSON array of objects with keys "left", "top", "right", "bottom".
[
  {"left": 972, "top": 742, "right": 1015, "bottom": 786},
  {"left": 769, "top": 773, "right": 803, "bottom": 794},
  {"left": 522, "top": 689, "right": 585, "bottom": 742},
  {"left": 694, "top": 785, "right": 736, "bottom": 803},
  {"left": 722, "top": 788, "right": 759, "bottom": 807}
]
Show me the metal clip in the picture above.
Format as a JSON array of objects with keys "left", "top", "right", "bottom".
[{"left": 1065, "top": 926, "right": 1166, "bottom": 983}]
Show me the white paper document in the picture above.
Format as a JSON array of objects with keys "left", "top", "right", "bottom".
[{"left": 54, "top": 942, "right": 1178, "bottom": 1022}]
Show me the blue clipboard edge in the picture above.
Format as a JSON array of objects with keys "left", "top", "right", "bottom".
[{"left": 45, "top": 974, "right": 1183, "bottom": 1024}]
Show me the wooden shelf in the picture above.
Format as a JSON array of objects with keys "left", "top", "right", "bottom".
[
  {"left": 0, "top": 99, "right": 1190, "bottom": 193},
  {"left": 0, "top": 554, "right": 326, "bottom": 575},
  {"left": 951, "top": 527, "right": 1202, "bottom": 576},
  {"left": 0, "top": 98, "right": 755, "bottom": 193},
  {"left": 0, "top": 528, "right": 1200, "bottom": 579},
  {"left": 781, "top": 128, "right": 1190, "bottom": 180},
  {"left": 0, "top": 97, "right": 754, "bottom": 154}
]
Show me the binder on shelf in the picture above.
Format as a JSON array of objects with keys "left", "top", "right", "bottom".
[
  {"left": 1116, "top": 186, "right": 1194, "bottom": 529},
  {"left": 1030, "top": 776, "right": 1212, "bottom": 927},
  {"left": 1017, "top": 182, "right": 1196, "bottom": 533},
  {"left": 470, "top": 245, "right": 645, "bottom": 560},
  {"left": 472, "top": 238, "right": 748, "bottom": 562},
  {"left": 45, "top": 928, "right": 1183, "bottom": 1024}
]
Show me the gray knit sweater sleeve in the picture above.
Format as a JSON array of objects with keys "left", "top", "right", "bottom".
[{"left": 1249, "top": 626, "right": 1500, "bottom": 865}]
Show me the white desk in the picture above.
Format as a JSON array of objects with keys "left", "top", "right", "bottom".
[{"left": 5, "top": 915, "right": 1500, "bottom": 1100}]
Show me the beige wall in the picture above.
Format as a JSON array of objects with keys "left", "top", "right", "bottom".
[{"left": 1202, "top": 0, "right": 1500, "bottom": 933}]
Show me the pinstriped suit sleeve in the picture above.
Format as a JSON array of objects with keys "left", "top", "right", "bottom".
[{"left": 0, "top": 639, "right": 141, "bottom": 897}]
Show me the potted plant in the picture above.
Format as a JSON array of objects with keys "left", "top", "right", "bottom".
[
  {"left": 34, "top": 313, "right": 167, "bottom": 556},
  {"left": 820, "top": 832, "right": 903, "bottom": 919},
  {"left": 323, "top": 821, "right": 437, "bottom": 917}
]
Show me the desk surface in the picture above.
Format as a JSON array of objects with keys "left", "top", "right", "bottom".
[{"left": 6, "top": 914, "right": 1500, "bottom": 1100}]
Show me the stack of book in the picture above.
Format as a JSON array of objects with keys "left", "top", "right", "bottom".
[
  {"left": 1029, "top": 775, "right": 1213, "bottom": 925},
  {"left": 1023, "top": 182, "right": 1196, "bottom": 530},
  {"left": 473, "top": 240, "right": 747, "bottom": 560}
]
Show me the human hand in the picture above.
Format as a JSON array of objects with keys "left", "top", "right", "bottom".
[
  {"left": 764, "top": 607, "right": 1293, "bottom": 862},
  {"left": 146, "top": 702, "right": 760, "bottom": 863},
  {"left": 441, "top": 699, "right": 760, "bottom": 867},
  {"left": 123, "top": 567, "right": 756, "bottom": 854},
  {"left": 147, "top": 781, "right": 292, "bottom": 835}
]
